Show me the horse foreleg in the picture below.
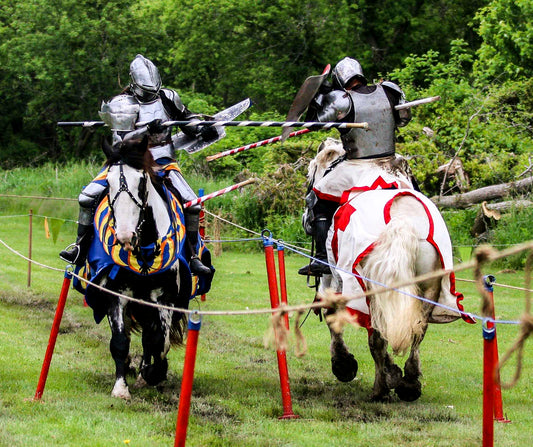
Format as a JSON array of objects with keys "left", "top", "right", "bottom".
[
  {"left": 368, "top": 330, "right": 403, "bottom": 402},
  {"left": 138, "top": 306, "right": 172, "bottom": 387},
  {"left": 326, "top": 309, "right": 358, "bottom": 382},
  {"left": 107, "top": 299, "right": 132, "bottom": 399}
]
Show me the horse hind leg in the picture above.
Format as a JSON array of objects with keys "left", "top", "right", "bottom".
[
  {"left": 326, "top": 309, "right": 358, "bottom": 382},
  {"left": 368, "top": 329, "right": 403, "bottom": 401},
  {"left": 395, "top": 248, "right": 440, "bottom": 402},
  {"left": 137, "top": 304, "right": 172, "bottom": 387}
]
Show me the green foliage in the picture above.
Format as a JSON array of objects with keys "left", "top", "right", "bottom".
[
  {"left": 474, "top": 0, "right": 533, "bottom": 82},
  {"left": 491, "top": 206, "right": 533, "bottom": 269}
]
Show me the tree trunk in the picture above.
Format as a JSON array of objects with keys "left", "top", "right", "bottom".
[{"left": 431, "top": 177, "right": 533, "bottom": 209}]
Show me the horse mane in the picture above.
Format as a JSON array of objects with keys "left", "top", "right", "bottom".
[
  {"left": 308, "top": 137, "right": 345, "bottom": 183},
  {"left": 103, "top": 136, "right": 157, "bottom": 176}
]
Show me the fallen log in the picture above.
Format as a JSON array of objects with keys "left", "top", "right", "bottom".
[{"left": 431, "top": 177, "right": 533, "bottom": 209}]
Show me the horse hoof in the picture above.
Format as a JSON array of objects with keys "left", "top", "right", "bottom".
[
  {"left": 111, "top": 378, "right": 131, "bottom": 400},
  {"left": 133, "top": 374, "right": 148, "bottom": 389},
  {"left": 370, "top": 393, "right": 392, "bottom": 403},
  {"left": 141, "top": 359, "right": 168, "bottom": 386},
  {"left": 395, "top": 378, "right": 422, "bottom": 402},
  {"left": 331, "top": 352, "right": 358, "bottom": 382},
  {"left": 384, "top": 364, "right": 403, "bottom": 389}
]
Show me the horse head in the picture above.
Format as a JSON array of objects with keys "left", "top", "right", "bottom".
[
  {"left": 308, "top": 137, "right": 345, "bottom": 185},
  {"left": 104, "top": 136, "right": 155, "bottom": 252}
]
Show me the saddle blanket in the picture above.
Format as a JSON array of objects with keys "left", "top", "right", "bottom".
[
  {"left": 325, "top": 189, "right": 473, "bottom": 326},
  {"left": 313, "top": 156, "right": 415, "bottom": 203}
]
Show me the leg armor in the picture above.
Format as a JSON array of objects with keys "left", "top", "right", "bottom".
[
  {"left": 166, "top": 170, "right": 211, "bottom": 276},
  {"left": 59, "top": 181, "right": 106, "bottom": 266},
  {"left": 298, "top": 198, "right": 338, "bottom": 276}
]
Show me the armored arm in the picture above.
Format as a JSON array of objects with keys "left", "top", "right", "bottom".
[
  {"left": 160, "top": 88, "right": 204, "bottom": 138},
  {"left": 306, "top": 89, "right": 352, "bottom": 123},
  {"left": 98, "top": 94, "right": 143, "bottom": 146},
  {"left": 382, "top": 81, "right": 411, "bottom": 127}
]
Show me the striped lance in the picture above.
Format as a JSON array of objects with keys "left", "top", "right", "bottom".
[{"left": 183, "top": 178, "right": 256, "bottom": 209}]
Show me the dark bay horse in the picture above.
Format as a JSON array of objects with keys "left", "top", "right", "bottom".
[{"left": 74, "top": 137, "right": 213, "bottom": 399}]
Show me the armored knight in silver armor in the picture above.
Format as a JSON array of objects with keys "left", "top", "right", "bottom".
[
  {"left": 298, "top": 57, "right": 417, "bottom": 276},
  {"left": 60, "top": 54, "right": 212, "bottom": 276}
]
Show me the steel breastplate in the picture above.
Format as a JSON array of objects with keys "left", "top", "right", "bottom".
[
  {"left": 342, "top": 86, "right": 396, "bottom": 159},
  {"left": 137, "top": 99, "right": 175, "bottom": 159}
]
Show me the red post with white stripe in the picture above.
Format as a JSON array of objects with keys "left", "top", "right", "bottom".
[
  {"left": 34, "top": 268, "right": 72, "bottom": 400},
  {"left": 206, "top": 129, "right": 310, "bottom": 162},
  {"left": 262, "top": 231, "right": 298, "bottom": 419},
  {"left": 183, "top": 179, "right": 256, "bottom": 209}
]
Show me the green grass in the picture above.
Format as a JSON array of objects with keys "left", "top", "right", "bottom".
[{"left": 0, "top": 212, "right": 532, "bottom": 446}]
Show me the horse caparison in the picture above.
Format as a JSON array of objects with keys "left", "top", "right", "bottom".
[
  {"left": 310, "top": 138, "right": 464, "bottom": 402},
  {"left": 96, "top": 137, "right": 189, "bottom": 399}
]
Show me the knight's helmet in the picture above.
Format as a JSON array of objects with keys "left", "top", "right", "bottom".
[
  {"left": 129, "top": 54, "right": 162, "bottom": 102},
  {"left": 332, "top": 57, "right": 367, "bottom": 90}
]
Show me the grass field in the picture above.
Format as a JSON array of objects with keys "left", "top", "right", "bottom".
[{"left": 0, "top": 213, "right": 532, "bottom": 446}]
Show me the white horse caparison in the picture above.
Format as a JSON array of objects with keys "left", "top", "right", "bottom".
[{"left": 309, "top": 138, "right": 463, "bottom": 402}]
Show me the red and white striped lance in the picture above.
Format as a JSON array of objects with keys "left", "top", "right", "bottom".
[
  {"left": 206, "top": 129, "right": 310, "bottom": 162},
  {"left": 183, "top": 178, "right": 256, "bottom": 209}
]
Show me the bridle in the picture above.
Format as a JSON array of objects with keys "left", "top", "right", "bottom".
[{"left": 108, "top": 162, "right": 149, "bottom": 249}]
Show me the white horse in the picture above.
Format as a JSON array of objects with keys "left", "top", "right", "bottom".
[{"left": 308, "top": 138, "right": 471, "bottom": 401}]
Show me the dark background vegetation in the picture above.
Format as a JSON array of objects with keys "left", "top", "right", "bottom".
[{"left": 1, "top": 0, "right": 531, "bottom": 265}]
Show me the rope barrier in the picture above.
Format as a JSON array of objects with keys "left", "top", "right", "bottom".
[
  {"left": 0, "top": 233, "right": 530, "bottom": 326},
  {"left": 0, "top": 193, "right": 77, "bottom": 202},
  {"left": 457, "top": 277, "right": 533, "bottom": 293},
  {"left": 497, "top": 252, "right": 532, "bottom": 389},
  {"left": 1, "top": 213, "right": 532, "bottom": 398}
]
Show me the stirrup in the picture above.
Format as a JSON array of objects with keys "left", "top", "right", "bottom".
[
  {"left": 59, "top": 243, "right": 80, "bottom": 264},
  {"left": 189, "top": 255, "right": 211, "bottom": 276},
  {"left": 298, "top": 260, "right": 331, "bottom": 277}
]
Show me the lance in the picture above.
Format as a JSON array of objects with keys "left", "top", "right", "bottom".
[
  {"left": 206, "top": 129, "right": 310, "bottom": 162},
  {"left": 135, "top": 119, "right": 370, "bottom": 130},
  {"left": 57, "top": 121, "right": 106, "bottom": 127},
  {"left": 57, "top": 96, "right": 439, "bottom": 129},
  {"left": 57, "top": 119, "right": 368, "bottom": 131},
  {"left": 183, "top": 178, "right": 256, "bottom": 209},
  {"left": 395, "top": 95, "right": 440, "bottom": 110},
  {"left": 205, "top": 95, "right": 441, "bottom": 162}
]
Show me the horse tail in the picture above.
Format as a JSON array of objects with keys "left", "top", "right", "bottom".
[{"left": 364, "top": 216, "right": 424, "bottom": 356}]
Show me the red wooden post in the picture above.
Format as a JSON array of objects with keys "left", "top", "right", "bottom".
[
  {"left": 175, "top": 313, "right": 202, "bottom": 447},
  {"left": 276, "top": 241, "right": 290, "bottom": 330},
  {"left": 34, "top": 268, "right": 72, "bottom": 400},
  {"left": 483, "top": 275, "right": 511, "bottom": 423},
  {"left": 262, "top": 231, "right": 298, "bottom": 419},
  {"left": 482, "top": 318, "right": 496, "bottom": 447}
]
